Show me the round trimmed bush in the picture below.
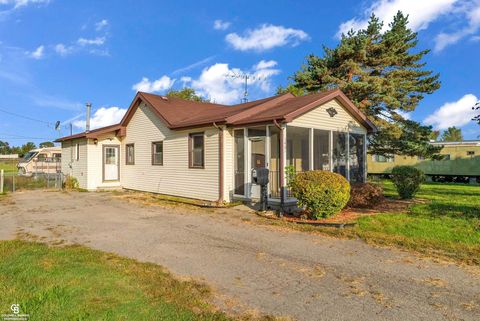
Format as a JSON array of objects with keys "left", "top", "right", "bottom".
[
  {"left": 347, "top": 183, "right": 384, "bottom": 208},
  {"left": 289, "top": 170, "right": 350, "bottom": 219},
  {"left": 391, "top": 166, "right": 425, "bottom": 199}
]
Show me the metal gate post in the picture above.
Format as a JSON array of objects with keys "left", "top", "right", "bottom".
[{"left": 0, "top": 169, "right": 4, "bottom": 194}]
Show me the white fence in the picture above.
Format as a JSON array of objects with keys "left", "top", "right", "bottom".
[{"left": 0, "top": 154, "right": 19, "bottom": 160}]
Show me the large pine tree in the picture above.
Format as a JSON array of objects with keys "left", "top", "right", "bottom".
[{"left": 292, "top": 12, "right": 441, "bottom": 157}]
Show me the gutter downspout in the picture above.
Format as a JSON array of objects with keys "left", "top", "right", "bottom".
[
  {"left": 213, "top": 122, "right": 224, "bottom": 204},
  {"left": 273, "top": 120, "right": 285, "bottom": 216}
]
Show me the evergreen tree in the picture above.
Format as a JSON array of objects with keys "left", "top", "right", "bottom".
[
  {"left": 276, "top": 84, "right": 306, "bottom": 97},
  {"left": 441, "top": 127, "right": 463, "bottom": 142},
  {"left": 292, "top": 12, "right": 441, "bottom": 157}
]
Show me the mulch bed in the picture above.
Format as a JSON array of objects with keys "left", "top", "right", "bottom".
[{"left": 258, "top": 197, "right": 416, "bottom": 227}]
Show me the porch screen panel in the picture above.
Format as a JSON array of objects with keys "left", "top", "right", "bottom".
[
  {"left": 313, "top": 129, "right": 330, "bottom": 171},
  {"left": 333, "top": 131, "right": 347, "bottom": 178},
  {"left": 234, "top": 130, "right": 245, "bottom": 195},
  {"left": 269, "top": 126, "right": 280, "bottom": 198},
  {"left": 286, "top": 126, "right": 309, "bottom": 172},
  {"left": 349, "top": 133, "right": 365, "bottom": 183}
]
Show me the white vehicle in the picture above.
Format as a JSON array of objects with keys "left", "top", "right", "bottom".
[{"left": 17, "top": 147, "right": 62, "bottom": 176}]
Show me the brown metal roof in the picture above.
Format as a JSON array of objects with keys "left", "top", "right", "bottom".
[
  {"left": 55, "top": 124, "right": 124, "bottom": 142},
  {"left": 57, "top": 89, "right": 377, "bottom": 141}
]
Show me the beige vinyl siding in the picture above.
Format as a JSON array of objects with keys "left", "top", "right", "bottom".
[
  {"left": 223, "top": 128, "right": 234, "bottom": 202},
  {"left": 290, "top": 99, "right": 367, "bottom": 134},
  {"left": 121, "top": 102, "right": 220, "bottom": 201},
  {"left": 87, "top": 134, "right": 122, "bottom": 190},
  {"left": 61, "top": 139, "right": 88, "bottom": 189}
]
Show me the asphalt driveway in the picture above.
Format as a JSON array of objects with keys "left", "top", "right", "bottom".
[{"left": 1, "top": 190, "right": 479, "bottom": 321}]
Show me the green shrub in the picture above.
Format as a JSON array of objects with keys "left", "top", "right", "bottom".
[
  {"left": 347, "top": 183, "right": 384, "bottom": 208},
  {"left": 63, "top": 175, "right": 79, "bottom": 190},
  {"left": 289, "top": 170, "right": 350, "bottom": 219},
  {"left": 391, "top": 166, "right": 425, "bottom": 199}
]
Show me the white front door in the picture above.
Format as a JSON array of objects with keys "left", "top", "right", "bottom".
[{"left": 103, "top": 146, "right": 119, "bottom": 181}]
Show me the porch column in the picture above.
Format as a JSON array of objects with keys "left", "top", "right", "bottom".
[
  {"left": 309, "top": 128, "right": 314, "bottom": 171},
  {"left": 279, "top": 124, "right": 287, "bottom": 215}
]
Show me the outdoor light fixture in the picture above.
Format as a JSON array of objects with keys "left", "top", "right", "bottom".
[
  {"left": 93, "top": 138, "right": 98, "bottom": 145},
  {"left": 326, "top": 107, "right": 338, "bottom": 117}
]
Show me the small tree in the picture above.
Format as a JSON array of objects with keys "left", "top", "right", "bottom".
[
  {"left": 39, "top": 141, "right": 54, "bottom": 148},
  {"left": 166, "top": 87, "right": 207, "bottom": 102},
  {"left": 441, "top": 127, "right": 463, "bottom": 142},
  {"left": 391, "top": 166, "right": 425, "bottom": 199}
]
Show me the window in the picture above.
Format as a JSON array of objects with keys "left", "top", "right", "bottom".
[
  {"left": 126, "top": 144, "right": 135, "bottom": 165},
  {"left": 442, "top": 154, "right": 451, "bottom": 161},
  {"left": 75, "top": 143, "right": 79, "bottom": 161},
  {"left": 467, "top": 151, "right": 475, "bottom": 156},
  {"left": 152, "top": 141, "right": 163, "bottom": 165},
  {"left": 37, "top": 153, "right": 47, "bottom": 161},
  {"left": 189, "top": 133, "right": 204, "bottom": 168}
]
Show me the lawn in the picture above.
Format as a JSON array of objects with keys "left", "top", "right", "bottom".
[
  {"left": 0, "top": 160, "right": 18, "bottom": 173},
  {"left": 355, "top": 181, "right": 480, "bottom": 264},
  {"left": 259, "top": 181, "right": 480, "bottom": 264},
  {"left": 0, "top": 240, "right": 231, "bottom": 321}
]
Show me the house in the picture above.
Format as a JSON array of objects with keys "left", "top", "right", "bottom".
[
  {"left": 56, "top": 89, "right": 376, "bottom": 206},
  {"left": 368, "top": 140, "right": 480, "bottom": 183}
]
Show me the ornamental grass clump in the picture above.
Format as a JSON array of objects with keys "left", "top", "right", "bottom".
[
  {"left": 289, "top": 170, "right": 350, "bottom": 219},
  {"left": 391, "top": 166, "right": 425, "bottom": 199}
]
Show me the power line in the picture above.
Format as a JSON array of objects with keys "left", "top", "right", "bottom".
[{"left": 0, "top": 107, "right": 53, "bottom": 126}]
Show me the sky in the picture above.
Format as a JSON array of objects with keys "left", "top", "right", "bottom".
[{"left": 0, "top": 0, "right": 479, "bottom": 146}]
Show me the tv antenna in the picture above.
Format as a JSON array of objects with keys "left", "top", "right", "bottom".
[{"left": 225, "top": 72, "right": 263, "bottom": 103}]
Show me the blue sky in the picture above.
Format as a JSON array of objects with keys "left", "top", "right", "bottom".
[{"left": 0, "top": 0, "right": 479, "bottom": 146}]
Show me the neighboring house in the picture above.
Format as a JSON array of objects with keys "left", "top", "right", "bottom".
[
  {"left": 368, "top": 140, "right": 480, "bottom": 183},
  {"left": 56, "top": 89, "right": 376, "bottom": 205}
]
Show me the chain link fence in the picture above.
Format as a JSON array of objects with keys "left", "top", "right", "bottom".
[{"left": 0, "top": 158, "right": 63, "bottom": 193}]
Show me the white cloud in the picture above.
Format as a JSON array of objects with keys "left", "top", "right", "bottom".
[
  {"left": 180, "top": 76, "right": 192, "bottom": 87},
  {"left": 337, "top": 0, "right": 458, "bottom": 37},
  {"left": 213, "top": 19, "right": 231, "bottom": 30},
  {"left": 396, "top": 110, "right": 411, "bottom": 120},
  {"left": 95, "top": 19, "right": 108, "bottom": 31},
  {"left": 434, "top": 2, "right": 480, "bottom": 52},
  {"left": 77, "top": 36, "right": 106, "bottom": 46},
  {"left": 424, "top": 94, "right": 478, "bottom": 129},
  {"left": 54, "top": 43, "right": 73, "bottom": 56},
  {"left": 0, "top": 0, "right": 49, "bottom": 12},
  {"left": 28, "top": 45, "right": 44, "bottom": 59},
  {"left": 73, "top": 106, "right": 126, "bottom": 130},
  {"left": 132, "top": 76, "right": 175, "bottom": 93},
  {"left": 190, "top": 60, "right": 280, "bottom": 104},
  {"left": 225, "top": 24, "right": 309, "bottom": 52}
]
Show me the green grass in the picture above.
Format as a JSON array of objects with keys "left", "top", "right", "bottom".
[
  {"left": 355, "top": 181, "right": 480, "bottom": 264},
  {"left": 258, "top": 181, "right": 480, "bottom": 264},
  {"left": 0, "top": 160, "right": 18, "bottom": 173},
  {"left": 0, "top": 240, "right": 231, "bottom": 321}
]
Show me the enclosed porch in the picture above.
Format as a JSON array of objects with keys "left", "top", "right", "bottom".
[{"left": 232, "top": 124, "right": 367, "bottom": 205}]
